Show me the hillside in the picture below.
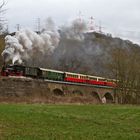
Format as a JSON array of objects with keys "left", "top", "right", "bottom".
[{"left": 43, "top": 32, "right": 140, "bottom": 78}]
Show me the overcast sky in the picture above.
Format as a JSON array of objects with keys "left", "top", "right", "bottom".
[{"left": 5, "top": 0, "right": 140, "bottom": 44}]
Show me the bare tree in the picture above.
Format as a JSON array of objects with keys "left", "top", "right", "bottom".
[
  {"left": 0, "top": 0, "right": 7, "bottom": 34},
  {"left": 108, "top": 47, "right": 140, "bottom": 104}
]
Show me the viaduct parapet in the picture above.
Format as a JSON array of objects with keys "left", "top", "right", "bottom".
[{"left": 0, "top": 77, "right": 115, "bottom": 104}]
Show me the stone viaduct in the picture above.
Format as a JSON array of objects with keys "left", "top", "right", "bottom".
[{"left": 0, "top": 76, "right": 116, "bottom": 103}]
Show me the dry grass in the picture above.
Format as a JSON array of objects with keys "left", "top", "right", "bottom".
[{"left": 0, "top": 95, "right": 101, "bottom": 104}]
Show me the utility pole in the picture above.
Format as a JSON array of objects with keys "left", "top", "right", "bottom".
[
  {"left": 78, "top": 11, "right": 82, "bottom": 22},
  {"left": 6, "top": 24, "right": 9, "bottom": 33},
  {"left": 98, "top": 21, "right": 104, "bottom": 34},
  {"left": 37, "top": 18, "right": 41, "bottom": 33},
  {"left": 89, "top": 16, "right": 95, "bottom": 32},
  {"left": 16, "top": 24, "right": 20, "bottom": 31}
]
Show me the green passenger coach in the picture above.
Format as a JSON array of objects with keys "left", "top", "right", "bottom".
[{"left": 39, "top": 68, "right": 64, "bottom": 81}]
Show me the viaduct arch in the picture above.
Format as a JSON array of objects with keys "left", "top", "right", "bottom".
[{"left": 47, "top": 82, "right": 115, "bottom": 103}]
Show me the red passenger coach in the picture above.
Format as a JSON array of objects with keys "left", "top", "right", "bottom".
[
  {"left": 64, "top": 72, "right": 117, "bottom": 88},
  {"left": 64, "top": 72, "right": 87, "bottom": 83},
  {"left": 87, "top": 75, "right": 105, "bottom": 86}
]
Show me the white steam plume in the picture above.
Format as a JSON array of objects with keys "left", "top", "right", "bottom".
[
  {"left": 2, "top": 18, "right": 87, "bottom": 65},
  {"left": 2, "top": 27, "right": 60, "bottom": 64}
]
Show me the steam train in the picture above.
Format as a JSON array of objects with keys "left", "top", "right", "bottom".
[{"left": 0, "top": 64, "right": 116, "bottom": 88}]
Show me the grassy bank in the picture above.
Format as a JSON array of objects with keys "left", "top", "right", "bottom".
[{"left": 0, "top": 104, "right": 139, "bottom": 140}]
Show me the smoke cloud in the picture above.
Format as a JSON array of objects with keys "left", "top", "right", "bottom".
[
  {"left": 2, "top": 18, "right": 87, "bottom": 65},
  {"left": 60, "top": 19, "right": 87, "bottom": 41}
]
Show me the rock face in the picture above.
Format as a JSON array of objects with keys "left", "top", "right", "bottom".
[{"left": 0, "top": 77, "right": 51, "bottom": 103}]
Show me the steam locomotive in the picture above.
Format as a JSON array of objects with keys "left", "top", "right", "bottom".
[{"left": 1, "top": 64, "right": 116, "bottom": 87}]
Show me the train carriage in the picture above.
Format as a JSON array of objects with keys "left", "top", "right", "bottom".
[
  {"left": 64, "top": 72, "right": 88, "bottom": 83},
  {"left": 25, "top": 66, "right": 40, "bottom": 78},
  {"left": 88, "top": 75, "right": 108, "bottom": 86},
  {"left": 39, "top": 68, "right": 64, "bottom": 81},
  {"left": 106, "top": 79, "right": 117, "bottom": 87}
]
